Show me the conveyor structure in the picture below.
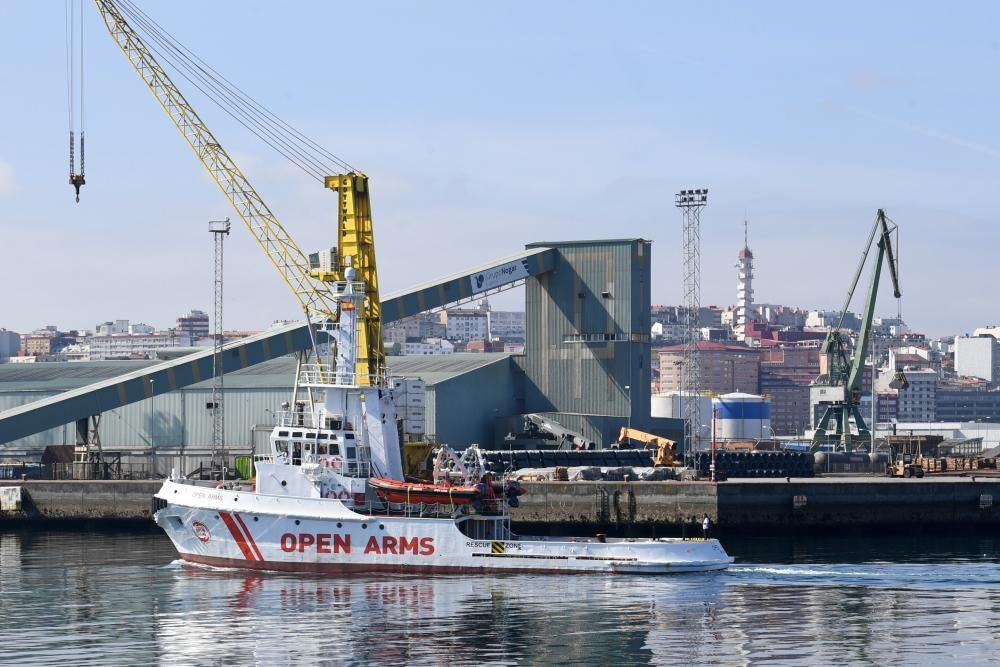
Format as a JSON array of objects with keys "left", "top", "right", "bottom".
[{"left": 0, "top": 248, "right": 555, "bottom": 445}]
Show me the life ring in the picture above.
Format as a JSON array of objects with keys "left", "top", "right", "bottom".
[
  {"left": 324, "top": 455, "right": 344, "bottom": 471},
  {"left": 336, "top": 488, "right": 350, "bottom": 500}
]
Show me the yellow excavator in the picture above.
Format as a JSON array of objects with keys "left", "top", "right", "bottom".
[{"left": 616, "top": 427, "right": 681, "bottom": 467}]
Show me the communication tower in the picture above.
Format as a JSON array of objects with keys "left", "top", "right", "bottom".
[
  {"left": 675, "top": 189, "right": 708, "bottom": 452},
  {"left": 736, "top": 220, "right": 754, "bottom": 341}
]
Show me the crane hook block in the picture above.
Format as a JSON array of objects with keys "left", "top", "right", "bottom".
[{"left": 69, "top": 174, "right": 86, "bottom": 203}]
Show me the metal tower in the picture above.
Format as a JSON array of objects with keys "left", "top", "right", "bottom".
[
  {"left": 675, "top": 189, "right": 708, "bottom": 452},
  {"left": 209, "top": 218, "right": 231, "bottom": 475}
]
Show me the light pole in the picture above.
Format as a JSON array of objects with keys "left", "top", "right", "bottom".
[
  {"left": 624, "top": 385, "right": 631, "bottom": 434},
  {"left": 149, "top": 378, "right": 154, "bottom": 448},
  {"left": 675, "top": 188, "right": 708, "bottom": 454},
  {"left": 209, "top": 218, "right": 231, "bottom": 478}
]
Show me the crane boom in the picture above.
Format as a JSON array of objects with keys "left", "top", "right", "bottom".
[
  {"left": 811, "top": 209, "right": 900, "bottom": 450},
  {"left": 93, "top": 0, "right": 338, "bottom": 324}
]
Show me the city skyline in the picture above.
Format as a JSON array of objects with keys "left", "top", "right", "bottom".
[{"left": 3, "top": 2, "right": 998, "bottom": 337}]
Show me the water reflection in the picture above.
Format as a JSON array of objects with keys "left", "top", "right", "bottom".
[
  {"left": 2, "top": 531, "right": 1000, "bottom": 666},
  {"left": 157, "top": 568, "right": 692, "bottom": 665}
]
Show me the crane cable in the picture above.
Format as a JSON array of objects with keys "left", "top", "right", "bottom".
[
  {"left": 112, "top": 0, "right": 358, "bottom": 182},
  {"left": 66, "top": 0, "right": 86, "bottom": 202}
]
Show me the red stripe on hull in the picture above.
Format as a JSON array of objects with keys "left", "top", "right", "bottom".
[
  {"left": 233, "top": 513, "right": 264, "bottom": 561},
  {"left": 179, "top": 553, "right": 596, "bottom": 576},
  {"left": 218, "top": 511, "right": 256, "bottom": 561}
]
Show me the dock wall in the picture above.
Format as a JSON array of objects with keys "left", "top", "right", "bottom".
[{"left": 2, "top": 479, "right": 999, "bottom": 532}]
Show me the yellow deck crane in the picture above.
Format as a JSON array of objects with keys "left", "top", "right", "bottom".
[{"left": 91, "top": 0, "right": 384, "bottom": 384}]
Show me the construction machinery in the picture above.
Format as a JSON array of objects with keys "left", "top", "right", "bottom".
[
  {"left": 810, "top": 209, "right": 902, "bottom": 451},
  {"left": 90, "top": 0, "right": 384, "bottom": 387},
  {"left": 886, "top": 452, "right": 925, "bottom": 478},
  {"left": 616, "top": 427, "right": 681, "bottom": 467},
  {"left": 517, "top": 414, "right": 597, "bottom": 451}
]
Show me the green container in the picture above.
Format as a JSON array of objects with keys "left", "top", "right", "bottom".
[{"left": 234, "top": 455, "right": 255, "bottom": 480}]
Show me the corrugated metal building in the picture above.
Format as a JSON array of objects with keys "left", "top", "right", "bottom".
[
  {"left": 519, "top": 239, "right": 658, "bottom": 445},
  {"left": 0, "top": 359, "right": 292, "bottom": 451},
  {"left": 2, "top": 239, "right": 681, "bottom": 452},
  {"left": 0, "top": 354, "right": 524, "bottom": 453}
]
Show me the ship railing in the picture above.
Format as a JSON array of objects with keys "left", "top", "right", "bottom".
[
  {"left": 276, "top": 410, "right": 318, "bottom": 428},
  {"left": 298, "top": 364, "right": 390, "bottom": 388},
  {"left": 316, "top": 281, "right": 366, "bottom": 301}
]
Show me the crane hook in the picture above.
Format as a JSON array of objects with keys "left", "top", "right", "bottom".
[{"left": 70, "top": 174, "right": 85, "bottom": 203}]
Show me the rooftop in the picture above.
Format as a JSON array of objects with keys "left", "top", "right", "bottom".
[{"left": 0, "top": 353, "right": 516, "bottom": 393}]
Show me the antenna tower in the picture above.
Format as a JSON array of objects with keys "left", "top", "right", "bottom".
[{"left": 675, "top": 189, "right": 708, "bottom": 453}]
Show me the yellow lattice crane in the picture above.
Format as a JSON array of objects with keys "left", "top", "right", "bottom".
[{"left": 92, "top": 0, "right": 384, "bottom": 384}]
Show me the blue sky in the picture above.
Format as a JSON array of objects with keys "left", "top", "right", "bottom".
[{"left": 1, "top": 1, "right": 998, "bottom": 337}]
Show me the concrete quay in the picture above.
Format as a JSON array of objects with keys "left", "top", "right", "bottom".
[
  {"left": 2, "top": 478, "right": 1000, "bottom": 534},
  {"left": 514, "top": 477, "right": 1000, "bottom": 535},
  {"left": 0, "top": 480, "right": 160, "bottom": 524}
]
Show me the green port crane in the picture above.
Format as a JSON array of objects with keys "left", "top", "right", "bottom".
[
  {"left": 90, "top": 0, "right": 385, "bottom": 384},
  {"left": 811, "top": 209, "right": 901, "bottom": 451}
]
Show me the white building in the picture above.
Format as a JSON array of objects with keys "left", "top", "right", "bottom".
[
  {"left": 954, "top": 335, "right": 1000, "bottom": 383},
  {"left": 95, "top": 319, "right": 130, "bottom": 336},
  {"left": 89, "top": 332, "right": 193, "bottom": 360},
  {"left": 402, "top": 338, "right": 454, "bottom": 355},
  {"left": 442, "top": 308, "right": 489, "bottom": 342},
  {"left": 896, "top": 368, "right": 938, "bottom": 422},
  {"left": 128, "top": 322, "right": 155, "bottom": 335},
  {"left": 60, "top": 343, "right": 90, "bottom": 362},
  {"left": 972, "top": 326, "right": 1000, "bottom": 340},
  {"left": 873, "top": 317, "right": 910, "bottom": 336}
]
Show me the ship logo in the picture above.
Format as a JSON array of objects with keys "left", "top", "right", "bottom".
[
  {"left": 475, "top": 273, "right": 486, "bottom": 289},
  {"left": 192, "top": 521, "right": 211, "bottom": 543}
]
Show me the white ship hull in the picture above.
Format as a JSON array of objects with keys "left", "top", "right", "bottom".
[{"left": 154, "top": 479, "right": 733, "bottom": 575}]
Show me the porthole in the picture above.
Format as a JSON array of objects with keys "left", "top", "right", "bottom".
[
  {"left": 295, "top": 519, "right": 301, "bottom": 525},
  {"left": 361, "top": 523, "right": 367, "bottom": 529}
]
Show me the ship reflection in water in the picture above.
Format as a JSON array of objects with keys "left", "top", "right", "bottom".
[{"left": 2, "top": 531, "right": 1000, "bottom": 665}]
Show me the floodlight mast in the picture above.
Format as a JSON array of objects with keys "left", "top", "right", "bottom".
[
  {"left": 209, "top": 218, "right": 231, "bottom": 476},
  {"left": 675, "top": 188, "right": 708, "bottom": 456}
]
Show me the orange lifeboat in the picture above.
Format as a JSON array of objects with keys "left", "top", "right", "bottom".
[
  {"left": 369, "top": 477, "right": 482, "bottom": 505},
  {"left": 369, "top": 474, "right": 527, "bottom": 507}
]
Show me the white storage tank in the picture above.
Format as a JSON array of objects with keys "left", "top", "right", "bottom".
[
  {"left": 712, "top": 392, "right": 771, "bottom": 440},
  {"left": 652, "top": 392, "right": 713, "bottom": 421}
]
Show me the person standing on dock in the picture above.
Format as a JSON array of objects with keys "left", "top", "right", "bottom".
[{"left": 702, "top": 514, "right": 712, "bottom": 539}]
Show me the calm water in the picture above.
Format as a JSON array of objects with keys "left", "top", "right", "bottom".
[{"left": 2, "top": 530, "right": 1000, "bottom": 666}]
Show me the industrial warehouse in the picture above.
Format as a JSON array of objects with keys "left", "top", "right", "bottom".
[{"left": 0, "top": 239, "right": 687, "bottom": 475}]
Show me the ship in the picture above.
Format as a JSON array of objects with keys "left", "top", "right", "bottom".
[{"left": 152, "top": 273, "right": 734, "bottom": 574}]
